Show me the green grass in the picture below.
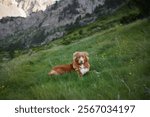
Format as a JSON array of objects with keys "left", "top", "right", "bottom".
[{"left": 0, "top": 18, "right": 150, "bottom": 99}]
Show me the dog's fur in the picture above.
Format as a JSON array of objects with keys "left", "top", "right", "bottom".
[
  {"left": 72, "top": 51, "right": 90, "bottom": 77},
  {"left": 48, "top": 64, "right": 74, "bottom": 75},
  {"left": 48, "top": 51, "right": 90, "bottom": 77}
]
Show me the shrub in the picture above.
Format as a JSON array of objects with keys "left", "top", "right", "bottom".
[
  {"left": 132, "top": 0, "right": 150, "bottom": 16},
  {"left": 78, "top": 30, "right": 83, "bottom": 35},
  {"left": 61, "top": 39, "right": 71, "bottom": 45},
  {"left": 120, "top": 13, "right": 140, "bottom": 24}
]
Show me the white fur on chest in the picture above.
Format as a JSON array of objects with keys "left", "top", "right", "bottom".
[{"left": 79, "top": 64, "right": 89, "bottom": 75}]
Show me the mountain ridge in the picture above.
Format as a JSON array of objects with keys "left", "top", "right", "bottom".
[
  {"left": 0, "top": 0, "right": 56, "bottom": 19},
  {"left": 0, "top": 0, "right": 125, "bottom": 50}
]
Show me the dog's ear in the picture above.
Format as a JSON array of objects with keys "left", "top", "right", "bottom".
[
  {"left": 73, "top": 51, "right": 79, "bottom": 60},
  {"left": 83, "top": 52, "right": 89, "bottom": 56},
  {"left": 83, "top": 52, "right": 89, "bottom": 60}
]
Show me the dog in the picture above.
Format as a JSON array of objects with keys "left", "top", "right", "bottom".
[
  {"left": 48, "top": 51, "right": 90, "bottom": 77},
  {"left": 72, "top": 51, "right": 90, "bottom": 77},
  {"left": 48, "top": 64, "right": 74, "bottom": 75}
]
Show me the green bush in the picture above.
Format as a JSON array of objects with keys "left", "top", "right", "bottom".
[
  {"left": 120, "top": 13, "right": 140, "bottom": 24},
  {"left": 132, "top": 0, "right": 150, "bottom": 16}
]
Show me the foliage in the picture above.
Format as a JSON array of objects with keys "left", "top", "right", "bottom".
[
  {"left": 78, "top": 30, "right": 83, "bottom": 35},
  {"left": 132, "top": 0, "right": 150, "bottom": 16},
  {"left": 120, "top": 13, "right": 140, "bottom": 24}
]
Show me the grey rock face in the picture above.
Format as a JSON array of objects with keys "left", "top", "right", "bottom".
[
  {"left": 15, "top": 0, "right": 56, "bottom": 15},
  {"left": 0, "top": 0, "right": 56, "bottom": 18},
  {"left": 0, "top": 0, "right": 125, "bottom": 50}
]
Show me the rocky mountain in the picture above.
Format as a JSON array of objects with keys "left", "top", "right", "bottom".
[
  {"left": 0, "top": 0, "right": 26, "bottom": 18},
  {"left": 0, "top": 0, "right": 56, "bottom": 19},
  {"left": 0, "top": 0, "right": 125, "bottom": 50},
  {"left": 15, "top": 0, "right": 56, "bottom": 15}
]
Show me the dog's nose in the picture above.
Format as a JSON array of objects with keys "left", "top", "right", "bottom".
[
  {"left": 80, "top": 61, "right": 83, "bottom": 64},
  {"left": 79, "top": 57, "right": 84, "bottom": 64}
]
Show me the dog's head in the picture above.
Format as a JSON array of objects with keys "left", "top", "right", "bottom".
[{"left": 73, "top": 51, "right": 89, "bottom": 65}]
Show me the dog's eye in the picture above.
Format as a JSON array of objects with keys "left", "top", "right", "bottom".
[
  {"left": 77, "top": 56, "right": 80, "bottom": 59},
  {"left": 75, "top": 57, "right": 79, "bottom": 60}
]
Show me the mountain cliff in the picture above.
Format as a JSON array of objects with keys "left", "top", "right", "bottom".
[
  {"left": 0, "top": 0, "right": 125, "bottom": 50},
  {"left": 0, "top": 0, "right": 56, "bottom": 19},
  {"left": 15, "top": 0, "right": 56, "bottom": 15},
  {"left": 0, "top": 0, "right": 26, "bottom": 18}
]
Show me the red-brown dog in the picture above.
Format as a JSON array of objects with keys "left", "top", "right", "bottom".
[
  {"left": 72, "top": 51, "right": 90, "bottom": 76},
  {"left": 48, "top": 51, "right": 90, "bottom": 77},
  {"left": 48, "top": 64, "right": 74, "bottom": 75}
]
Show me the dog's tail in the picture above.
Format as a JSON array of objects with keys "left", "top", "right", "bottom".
[{"left": 48, "top": 70, "right": 58, "bottom": 76}]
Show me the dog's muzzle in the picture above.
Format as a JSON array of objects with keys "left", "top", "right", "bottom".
[
  {"left": 79, "top": 57, "right": 84, "bottom": 64},
  {"left": 79, "top": 61, "right": 83, "bottom": 64}
]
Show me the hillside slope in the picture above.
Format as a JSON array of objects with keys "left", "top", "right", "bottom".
[{"left": 0, "top": 18, "right": 149, "bottom": 99}]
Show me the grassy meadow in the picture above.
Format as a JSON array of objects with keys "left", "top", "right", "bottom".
[{"left": 0, "top": 5, "right": 150, "bottom": 99}]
